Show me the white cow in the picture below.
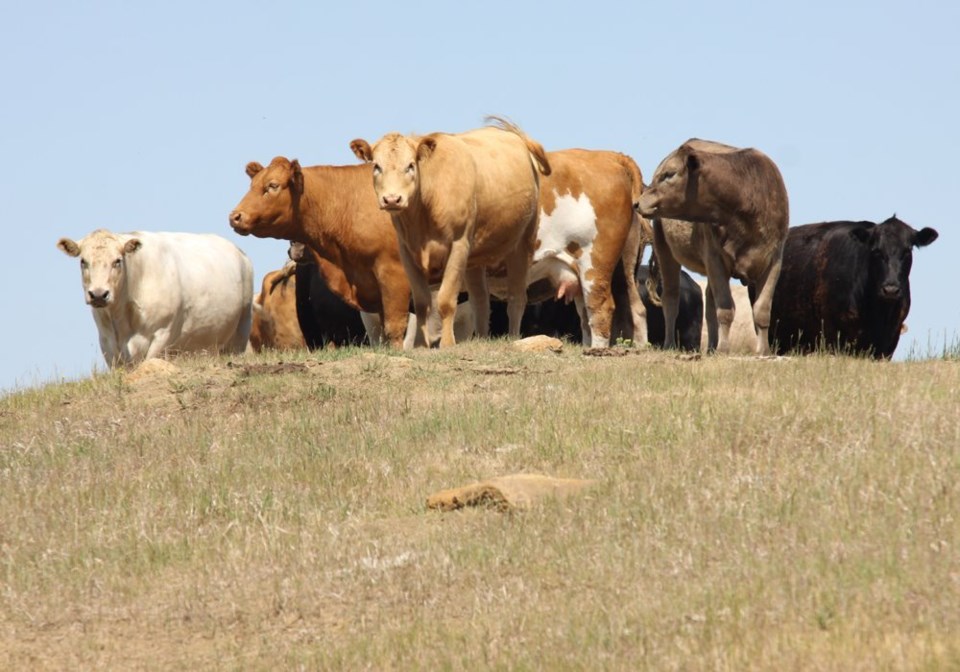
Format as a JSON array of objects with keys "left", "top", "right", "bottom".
[{"left": 57, "top": 229, "right": 254, "bottom": 367}]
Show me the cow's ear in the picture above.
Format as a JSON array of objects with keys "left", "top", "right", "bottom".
[
  {"left": 57, "top": 237, "right": 80, "bottom": 257},
  {"left": 246, "top": 162, "right": 264, "bottom": 178},
  {"left": 914, "top": 227, "right": 938, "bottom": 248},
  {"left": 417, "top": 137, "right": 437, "bottom": 161},
  {"left": 850, "top": 227, "right": 871, "bottom": 244},
  {"left": 123, "top": 239, "right": 142, "bottom": 255},
  {"left": 350, "top": 139, "right": 373, "bottom": 162},
  {"left": 291, "top": 160, "right": 304, "bottom": 194},
  {"left": 685, "top": 152, "right": 700, "bottom": 173}
]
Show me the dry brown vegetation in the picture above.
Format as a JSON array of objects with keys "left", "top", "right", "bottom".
[{"left": 1, "top": 342, "right": 958, "bottom": 670}]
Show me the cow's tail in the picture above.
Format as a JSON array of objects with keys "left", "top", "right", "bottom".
[
  {"left": 485, "top": 115, "right": 552, "bottom": 176},
  {"left": 615, "top": 153, "right": 645, "bottom": 208}
]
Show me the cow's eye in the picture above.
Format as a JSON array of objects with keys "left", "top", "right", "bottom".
[
  {"left": 372, "top": 164, "right": 382, "bottom": 176},
  {"left": 405, "top": 163, "right": 415, "bottom": 175},
  {"left": 113, "top": 259, "right": 122, "bottom": 268},
  {"left": 80, "top": 259, "right": 89, "bottom": 269},
  {"left": 268, "top": 182, "right": 280, "bottom": 192},
  {"left": 659, "top": 171, "right": 675, "bottom": 183}
]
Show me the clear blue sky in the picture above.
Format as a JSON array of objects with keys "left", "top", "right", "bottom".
[{"left": 2, "top": 1, "right": 957, "bottom": 392}]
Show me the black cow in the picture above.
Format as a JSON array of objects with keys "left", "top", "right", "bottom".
[
  {"left": 490, "top": 266, "right": 704, "bottom": 350},
  {"left": 288, "top": 243, "right": 368, "bottom": 349},
  {"left": 635, "top": 266, "right": 703, "bottom": 351},
  {"left": 768, "top": 216, "right": 938, "bottom": 359}
]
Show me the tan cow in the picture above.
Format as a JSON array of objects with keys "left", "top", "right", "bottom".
[
  {"left": 635, "top": 139, "right": 789, "bottom": 355},
  {"left": 249, "top": 262, "right": 305, "bottom": 352},
  {"left": 228, "top": 159, "right": 411, "bottom": 347},
  {"left": 351, "top": 118, "right": 551, "bottom": 347}
]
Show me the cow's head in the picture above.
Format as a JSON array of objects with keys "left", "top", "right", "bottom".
[
  {"left": 57, "top": 229, "right": 141, "bottom": 308},
  {"left": 229, "top": 157, "right": 304, "bottom": 239},
  {"left": 351, "top": 133, "right": 435, "bottom": 212},
  {"left": 635, "top": 140, "right": 741, "bottom": 224},
  {"left": 850, "top": 216, "right": 938, "bottom": 302}
]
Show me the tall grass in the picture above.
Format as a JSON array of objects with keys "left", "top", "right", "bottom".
[{"left": 1, "top": 344, "right": 958, "bottom": 669}]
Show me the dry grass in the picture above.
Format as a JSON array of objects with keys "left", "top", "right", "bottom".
[{"left": 1, "top": 342, "right": 958, "bottom": 670}]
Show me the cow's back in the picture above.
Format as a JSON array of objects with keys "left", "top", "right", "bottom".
[
  {"left": 130, "top": 232, "right": 253, "bottom": 353},
  {"left": 434, "top": 127, "right": 541, "bottom": 266}
]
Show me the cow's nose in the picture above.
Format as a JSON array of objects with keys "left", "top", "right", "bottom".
[
  {"left": 230, "top": 211, "right": 243, "bottom": 226},
  {"left": 881, "top": 283, "right": 900, "bottom": 298},
  {"left": 89, "top": 289, "right": 110, "bottom": 303},
  {"left": 382, "top": 194, "right": 403, "bottom": 208}
]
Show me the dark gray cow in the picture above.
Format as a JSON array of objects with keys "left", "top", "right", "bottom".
[{"left": 635, "top": 139, "right": 789, "bottom": 355}]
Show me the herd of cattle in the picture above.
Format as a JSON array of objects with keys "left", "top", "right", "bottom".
[{"left": 57, "top": 119, "right": 939, "bottom": 368}]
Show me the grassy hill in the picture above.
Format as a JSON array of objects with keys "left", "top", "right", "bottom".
[{"left": 1, "top": 343, "right": 958, "bottom": 669}]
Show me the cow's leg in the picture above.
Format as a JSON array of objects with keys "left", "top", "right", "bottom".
[
  {"left": 464, "top": 267, "right": 490, "bottom": 339},
  {"left": 436, "top": 238, "right": 470, "bottom": 347},
  {"left": 653, "top": 221, "right": 682, "bottom": 349},
  {"left": 748, "top": 256, "right": 782, "bottom": 356},
  {"left": 228, "top": 303, "right": 254, "bottom": 355},
  {"left": 374, "top": 261, "right": 413, "bottom": 348},
  {"left": 574, "top": 295, "right": 590, "bottom": 346},
  {"left": 396, "top": 243, "right": 432, "bottom": 348},
  {"left": 503, "top": 245, "right": 531, "bottom": 338},
  {"left": 703, "top": 255, "right": 735, "bottom": 355},
  {"left": 581, "top": 250, "right": 614, "bottom": 349},
  {"left": 359, "top": 312, "right": 384, "bottom": 346},
  {"left": 703, "top": 282, "right": 719, "bottom": 352},
  {"left": 141, "top": 330, "right": 170, "bottom": 361},
  {"left": 620, "top": 215, "right": 648, "bottom": 346}
]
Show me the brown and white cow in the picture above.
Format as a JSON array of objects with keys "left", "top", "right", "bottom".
[
  {"left": 635, "top": 139, "right": 789, "bottom": 355},
  {"left": 249, "top": 262, "right": 306, "bottom": 352},
  {"left": 514, "top": 149, "right": 649, "bottom": 347},
  {"left": 228, "top": 159, "right": 411, "bottom": 347},
  {"left": 351, "top": 118, "right": 550, "bottom": 347}
]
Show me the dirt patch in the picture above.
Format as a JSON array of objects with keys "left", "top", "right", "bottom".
[{"left": 230, "top": 362, "right": 310, "bottom": 377}]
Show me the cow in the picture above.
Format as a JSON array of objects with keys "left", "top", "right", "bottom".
[
  {"left": 489, "top": 149, "right": 649, "bottom": 348},
  {"left": 351, "top": 118, "right": 550, "bottom": 347},
  {"left": 228, "top": 158, "right": 412, "bottom": 348},
  {"left": 640, "top": 266, "right": 703, "bottom": 351},
  {"left": 286, "top": 242, "right": 369, "bottom": 348},
  {"left": 635, "top": 139, "right": 789, "bottom": 355},
  {"left": 767, "top": 216, "right": 938, "bottom": 358},
  {"left": 249, "top": 261, "right": 306, "bottom": 352},
  {"left": 57, "top": 229, "right": 253, "bottom": 367}
]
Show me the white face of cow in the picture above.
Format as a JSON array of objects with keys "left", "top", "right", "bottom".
[
  {"left": 351, "top": 133, "right": 429, "bottom": 212},
  {"left": 57, "top": 230, "right": 141, "bottom": 308}
]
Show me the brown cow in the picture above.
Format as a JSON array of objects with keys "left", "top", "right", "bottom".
[
  {"left": 249, "top": 262, "right": 306, "bottom": 352},
  {"left": 351, "top": 118, "right": 550, "bottom": 347},
  {"left": 635, "top": 139, "right": 789, "bottom": 355},
  {"left": 517, "top": 149, "right": 648, "bottom": 347},
  {"left": 228, "top": 159, "right": 411, "bottom": 347}
]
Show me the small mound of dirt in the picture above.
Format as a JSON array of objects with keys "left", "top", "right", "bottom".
[
  {"left": 125, "top": 358, "right": 181, "bottom": 383},
  {"left": 427, "top": 473, "right": 597, "bottom": 512},
  {"left": 513, "top": 335, "right": 563, "bottom": 353}
]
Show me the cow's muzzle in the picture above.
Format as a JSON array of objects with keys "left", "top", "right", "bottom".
[
  {"left": 229, "top": 211, "right": 250, "bottom": 234},
  {"left": 880, "top": 283, "right": 901, "bottom": 300},
  {"left": 380, "top": 194, "right": 405, "bottom": 211},
  {"left": 88, "top": 289, "right": 110, "bottom": 308}
]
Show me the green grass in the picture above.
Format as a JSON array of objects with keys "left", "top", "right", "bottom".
[{"left": 1, "top": 343, "right": 958, "bottom": 670}]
